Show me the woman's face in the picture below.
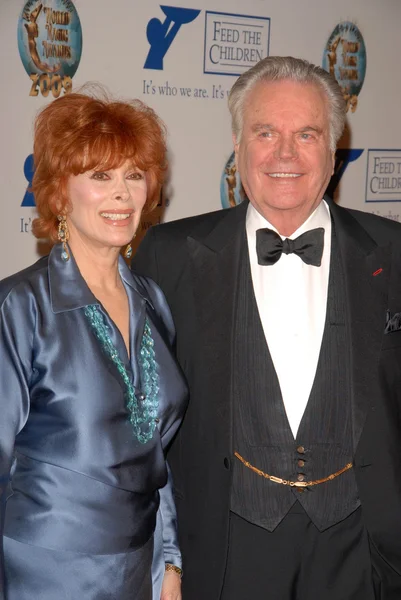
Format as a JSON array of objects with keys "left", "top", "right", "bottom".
[{"left": 65, "top": 160, "right": 147, "bottom": 252}]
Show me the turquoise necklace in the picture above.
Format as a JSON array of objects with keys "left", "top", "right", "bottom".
[{"left": 84, "top": 305, "right": 159, "bottom": 444}]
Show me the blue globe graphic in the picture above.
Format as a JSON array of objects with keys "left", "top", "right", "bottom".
[{"left": 18, "top": 0, "right": 82, "bottom": 79}]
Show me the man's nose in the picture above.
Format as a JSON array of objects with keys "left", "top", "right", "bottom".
[{"left": 275, "top": 135, "right": 298, "bottom": 160}]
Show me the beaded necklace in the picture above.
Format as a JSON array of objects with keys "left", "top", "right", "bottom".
[{"left": 84, "top": 304, "right": 159, "bottom": 444}]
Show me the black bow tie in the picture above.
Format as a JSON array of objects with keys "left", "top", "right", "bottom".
[{"left": 256, "top": 227, "right": 325, "bottom": 267}]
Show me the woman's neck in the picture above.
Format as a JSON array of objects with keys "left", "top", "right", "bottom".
[{"left": 67, "top": 237, "right": 123, "bottom": 294}]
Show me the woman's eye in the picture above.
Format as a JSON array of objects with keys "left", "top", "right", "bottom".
[
  {"left": 128, "top": 172, "right": 144, "bottom": 180},
  {"left": 91, "top": 172, "right": 109, "bottom": 180}
]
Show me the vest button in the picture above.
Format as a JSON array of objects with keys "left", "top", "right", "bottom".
[
  {"left": 297, "top": 445, "right": 305, "bottom": 454},
  {"left": 297, "top": 459, "right": 305, "bottom": 467},
  {"left": 297, "top": 473, "right": 306, "bottom": 482},
  {"left": 223, "top": 457, "right": 230, "bottom": 469}
]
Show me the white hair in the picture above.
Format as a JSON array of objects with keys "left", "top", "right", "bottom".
[{"left": 228, "top": 56, "right": 346, "bottom": 151}]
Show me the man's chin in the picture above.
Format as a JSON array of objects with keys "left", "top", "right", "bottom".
[{"left": 253, "top": 196, "right": 312, "bottom": 214}]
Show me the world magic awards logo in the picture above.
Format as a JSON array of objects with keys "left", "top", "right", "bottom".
[
  {"left": 18, "top": 0, "right": 82, "bottom": 97},
  {"left": 322, "top": 22, "right": 366, "bottom": 113}
]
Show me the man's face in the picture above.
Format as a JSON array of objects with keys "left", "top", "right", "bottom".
[{"left": 234, "top": 79, "right": 335, "bottom": 223}]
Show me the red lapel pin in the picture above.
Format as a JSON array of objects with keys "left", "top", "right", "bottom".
[{"left": 372, "top": 268, "right": 383, "bottom": 277}]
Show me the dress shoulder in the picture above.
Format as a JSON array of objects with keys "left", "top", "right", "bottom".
[{"left": 0, "top": 256, "right": 49, "bottom": 307}]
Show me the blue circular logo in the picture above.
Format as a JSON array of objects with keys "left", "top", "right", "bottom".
[
  {"left": 18, "top": 0, "right": 82, "bottom": 96},
  {"left": 220, "top": 152, "right": 245, "bottom": 209},
  {"left": 322, "top": 22, "right": 366, "bottom": 113}
]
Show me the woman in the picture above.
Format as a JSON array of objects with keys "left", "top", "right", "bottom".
[{"left": 0, "top": 91, "right": 187, "bottom": 599}]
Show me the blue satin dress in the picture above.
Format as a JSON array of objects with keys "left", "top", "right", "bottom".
[{"left": 0, "top": 245, "right": 187, "bottom": 600}]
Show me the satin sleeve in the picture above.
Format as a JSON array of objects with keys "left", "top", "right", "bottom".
[
  {"left": 159, "top": 462, "right": 181, "bottom": 568},
  {"left": 144, "top": 278, "right": 182, "bottom": 567},
  {"left": 152, "top": 463, "right": 181, "bottom": 599},
  {"left": 0, "top": 286, "right": 32, "bottom": 597}
]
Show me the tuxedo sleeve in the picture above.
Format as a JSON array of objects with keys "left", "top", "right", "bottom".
[{"left": 132, "top": 227, "right": 161, "bottom": 286}]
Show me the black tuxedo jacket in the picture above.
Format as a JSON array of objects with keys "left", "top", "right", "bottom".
[{"left": 133, "top": 199, "right": 401, "bottom": 598}]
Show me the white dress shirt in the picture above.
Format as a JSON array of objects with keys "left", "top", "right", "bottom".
[{"left": 246, "top": 200, "right": 332, "bottom": 438}]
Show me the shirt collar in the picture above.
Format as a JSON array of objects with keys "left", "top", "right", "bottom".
[
  {"left": 49, "top": 243, "right": 154, "bottom": 314},
  {"left": 246, "top": 199, "right": 331, "bottom": 241}
]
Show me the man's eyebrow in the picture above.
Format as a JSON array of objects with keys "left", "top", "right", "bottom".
[
  {"left": 298, "top": 126, "right": 323, "bottom": 134},
  {"left": 251, "top": 123, "right": 274, "bottom": 132},
  {"left": 250, "top": 124, "right": 324, "bottom": 134}
]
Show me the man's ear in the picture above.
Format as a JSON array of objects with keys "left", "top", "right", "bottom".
[
  {"left": 233, "top": 133, "right": 239, "bottom": 152},
  {"left": 233, "top": 134, "right": 239, "bottom": 168},
  {"left": 331, "top": 150, "right": 336, "bottom": 175}
]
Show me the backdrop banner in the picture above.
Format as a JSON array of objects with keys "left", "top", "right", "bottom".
[{"left": 1, "top": 0, "right": 401, "bottom": 277}]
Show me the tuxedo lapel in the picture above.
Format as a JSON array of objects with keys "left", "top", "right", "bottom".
[
  {"left": 187, "top": 201, "right": 247, "bottom": 447},
  {"left": 185, "top": 198, "right": 393, "bottom": 456},
  {"left": 329, "top": 200, "right": 391, "bottom": 453}
]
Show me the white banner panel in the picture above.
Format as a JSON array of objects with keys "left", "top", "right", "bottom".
[{"left": 1, "top": 0, "right": 401, "bottom": 277}]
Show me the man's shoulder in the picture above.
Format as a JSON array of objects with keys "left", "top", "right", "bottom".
[
  {"left": 133, "top": 203, "right": 246, "bottom": 284},
  {"left": 151, "top": 206, "right": 239, "bottom": 241},
  {"left": 344, "top": 205, "right": 401, "bottom": 244}
]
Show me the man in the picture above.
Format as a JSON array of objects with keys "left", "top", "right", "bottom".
[{"left": 133, "top": 57, "right": 401, "bottom": 599}]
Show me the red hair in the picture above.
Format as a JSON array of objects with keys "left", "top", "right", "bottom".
[{"left": 32, "top": 90, "right": 167, "bottom": 241}]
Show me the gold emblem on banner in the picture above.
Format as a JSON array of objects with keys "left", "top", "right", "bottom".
[
  {"left": 18, "top": 0, "right": 82, "bottom": 97},
  {"left": 322, "top": 22, "right": 367, "bottom": 113}
]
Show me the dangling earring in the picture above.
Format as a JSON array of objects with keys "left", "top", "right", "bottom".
[
  {"left": 57, "top": 215, "right": 70, "bottom": 261},
  {"left": 124, "top": 234, "right": 136, "bottom": 259},
  {"left": 124, "top": 244, "right": 133, "bottom": 259}
]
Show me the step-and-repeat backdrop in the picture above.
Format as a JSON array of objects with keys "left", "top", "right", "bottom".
[{"left": 1, "top": 0, "right": 400, "bottom": 277}]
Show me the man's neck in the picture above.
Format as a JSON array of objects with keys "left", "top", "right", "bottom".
[{"left": 252, "top": 201, "right": 324, "bottom": 237}]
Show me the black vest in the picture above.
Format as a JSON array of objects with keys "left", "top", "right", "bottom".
[{"left": 231, "top": 231, "right": 361, "bottom": 532}]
